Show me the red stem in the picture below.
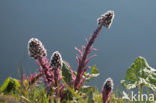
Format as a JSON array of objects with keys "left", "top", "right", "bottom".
[
  {"left": 38, "top": 56, "right": 53, "bottom": 84},
  {"left": 29, "top": 73, "right": 42, "bottom": 85},
  {"left": 74, "top": 23, "right": 103, "bottom": 89}
]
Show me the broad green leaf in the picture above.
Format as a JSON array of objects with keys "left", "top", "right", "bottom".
[
  {"left": 0, "top": 77, "right": 12, "bottom": 93},
  {"left": 121, "top": 56, "right": 156, "bottom": 91},
  {"left": 13, "top": 78, "right": 20, "bottom": 88},
  {"left": 0, "top": 77, "right": 20, "bottom": 94}
]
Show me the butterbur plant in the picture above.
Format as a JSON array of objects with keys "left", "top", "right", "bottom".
[
  {"left": 74, "top": 10, "right": 114, "bottom": 90},
  {"left": 28, "top": 38, "right": 54, "bottom": 87},
  {"left": 28, "top": 39, "right": 68, "bottom": 102},
  {"left": 121, "top": 56, "right": 156, "bottom": 102},
  {"left": 102, "top": 78, "right": 113, "bottom": 103}
]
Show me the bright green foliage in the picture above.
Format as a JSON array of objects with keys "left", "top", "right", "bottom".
[
  {"left": 121, "top": 56, "right": 156, "bottom": 91},
  {"left": 1, "top": 57, "right": 156, "bottom": 102},
  {"left": 61, "top": 62, "right": 74, "bottom": 100},
  {"left": 121, "top": 56, "right": 156, "bottom": 102},
  {"left": 0, "top": 82, "right": 155, "bottom": 103},
  {"left": 81, "top": 85, "right": 95, "bottom": 93},
  {"left": 90, "top": 65, "right": 99, "bottom": 74},
  {"left": 62, "top": 64, "right": 99, "bottom": 83},
  {"left": 86, "top": 65, "right": 100, "bottom": 81},
  {"left": 87, "top": 91, "right": 95, "bottom": 103},
  {"left": 62, "top": 61, "right": 72, "bottom": 83},
  {"left": 0, "top": 77, "right": 20, "bottom": 94}
]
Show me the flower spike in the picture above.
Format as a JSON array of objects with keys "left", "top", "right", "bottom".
[
  {"left": 98, "top": 10, "right": 114, "bottom": 28},
  {"left": 50, "top": 51, "right": 63, "bottom": 70},
  {"left": 74, "top": 11, "right": 115, "bottom": 90},
  {"left": 28, "top": 38, "right": 47, "bottom": 59},
  {"left": 102, "top": 78, "right": 114, "bottom": 103}
]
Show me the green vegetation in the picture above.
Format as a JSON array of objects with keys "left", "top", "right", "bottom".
[
  {"left": 121, "top": 56, "right": 156, "bottom": 102},
  {"left": 0, "top": 56, "right": 155, "bottom": 103}
]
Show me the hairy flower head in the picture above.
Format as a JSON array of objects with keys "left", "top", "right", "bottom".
[
  {"left": 98, "top": 10, "right": 114, "bottom": 28},
  {"left": 28, "top": 38, "right": 47, "bottom": 59},
  {"left": 102, "top": 78, "right": 113, "bottom": 103},
  {"left": 102, "top": 78, "right": 113, "bottom": 92},
  {"left": 50, "top": 51, "right": 63, "bottom": 70}
]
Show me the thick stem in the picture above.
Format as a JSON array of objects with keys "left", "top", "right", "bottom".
[
  {"left": 74, "top": 23, "right": 103, "bottom": 89},
  {"left": 139, "top": 84, "right": 143, "bottom": 102},
  {"left": 102, "top": 90, "right": 111, "bottom": 103},
  {"left": 38, "top": 56, "right": 52, "bottom": 84}
]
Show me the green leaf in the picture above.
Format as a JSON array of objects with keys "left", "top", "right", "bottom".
[
  {"left": 88, "top": 91, "right": 95, "bottom": 103},
  {"left": 0, "top": 77, "right": 20, "bottom": 94},
  {"left": 62, "top": 61, "right": 73, "bottom": 83},
  {"left": 90, "top": 65, "right": 99, "bottom": 74},
  {"left": 85, "top": 66, "right": 99, "bottom": 81},
  {"left": 81, "top": 85, "right": 96, "bottom": 93},
  {"left": 0, "top": 77, "right": 12, "bottom": 93},
  {"left": 13, "top": 78, "right": 20, "bottom": 88},
  {"left": 121, "top": 56, "right": 156, "bottom": 91},
  {"left": 62, "top": 79, "right": 83, "bottom": 101}
]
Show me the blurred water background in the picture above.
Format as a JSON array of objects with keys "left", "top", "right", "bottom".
[{"left": 0, "top": 0, "right": 156, "bottom": 89}]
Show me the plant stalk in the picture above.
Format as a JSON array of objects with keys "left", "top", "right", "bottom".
[
  {"left": 74, "top": 23, "right": 103, "bottom": 89},
  {"left": 139, "top": 84, "right": 143, "bottom": 103}
]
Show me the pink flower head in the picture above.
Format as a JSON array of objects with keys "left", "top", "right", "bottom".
[
  {"left": 98, "top": 10, "right": 114, "bottom": 28},
  {"left": 102, "top": 78, "right": 113, "bottom": 103},
  {"left": 28, "top": 38, "right": 47, "bottom": 59},
  {"left": 50, "top": 51, "right": 63, "bottom": 70}
]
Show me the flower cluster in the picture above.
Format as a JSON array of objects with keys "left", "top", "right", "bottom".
[
  {"left": 28, "top": 38, "right": 47, "bottom": 59},
  {"left": 98, "top": 10, "right": 114, "bottom": 28},
  {"left": 28, "top": 38, "right": 65, "bottom": 102},
  {"left": 50, "top": 51, "right": 63, "bottom": 70}
]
